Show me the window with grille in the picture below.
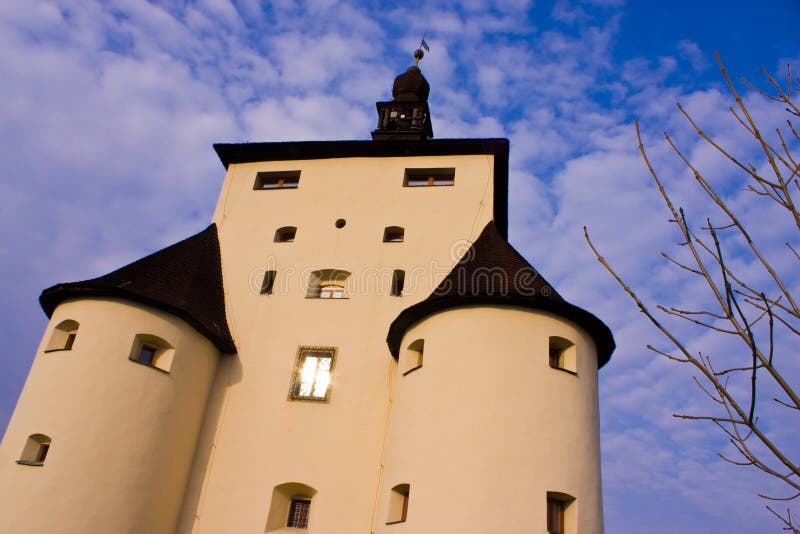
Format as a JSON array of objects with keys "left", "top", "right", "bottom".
[
  {"left": 287, "top": 498, "right": 311, "bottom": 528},
  {"left": 319, "top": 285, "right": 345, "bottom": 299},
  {"left": 403, "top": 168, "right": 455, "bottom": 187},
  {"left": 290, "top": 347, "right": 336, "bottom": 401},
  {"left": 306, "top": 269, "right": 351, "bottom": 299},
  {"left": 254, "top": 170, "right": 300, "bottom": 190}
]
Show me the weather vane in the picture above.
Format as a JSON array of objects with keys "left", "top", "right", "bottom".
[{"left": 415, "top": 32, "right": 430, "bottom": 67}]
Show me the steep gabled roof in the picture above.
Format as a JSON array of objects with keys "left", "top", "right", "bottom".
[
  {"left": 387, "top": 221, "right": 614, "bottom": 367},
  {"left": 40, "top": 224, "right": 236, "bottom": 354}
]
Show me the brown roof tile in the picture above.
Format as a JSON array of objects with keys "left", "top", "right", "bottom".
[
  {"left": 40, "top": 224, "right": 236, "bottom": 354},
  {"left": 387, "top": 221, "right": 614, "bottom": 367}
]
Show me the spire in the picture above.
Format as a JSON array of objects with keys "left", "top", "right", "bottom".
[{"left": 371, "top": 47, "right": 434, "bottom": 141}]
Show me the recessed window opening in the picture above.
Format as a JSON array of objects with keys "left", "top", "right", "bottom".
[
  {"left": 129, "top": 334, "right": 174, "bottom": 373},
  {"left": 403, "top": 167, "right": 455, "bottom": 187},
  {"left": 386, "top": 483, "right": 410, "bottom": 524},
  {"left": 391, "top": 270, "right": 405, "bottom": 296},
  {"left": 403, "top": 339, "right": 424, "bottom": 375},
  {"left": 17, "top": 434, "right": 52, "bottom": 466},
  {"left": 287, "top": 498, "right": 311, "bottom": 528},
  {"left": 254, "top": 170, "right": 300, "bottom": 190},
  {"left": 274, "top": 226, "right": 297, "bottom": 242},
  {"left": 290, "top": 346, "right": 336, "bottom": 401},
  {"left": 383, "top": 226, "right": 405, "bottom": 242},
  {"left": 45, "top": 319, "right": 79, "bottom": 352},
  {"left": 547, "top": 492, "right": 575, "bottom": 534},
  {"left": 265, "top": 482, "right": 317, "bottom": 532},
  {"left": 261, "top": 270, "right": 277, "bottom": 295},
  {"left": 549, "top": 336, "right": 577, "bottom": 374},
  {"left": 306, "top": 269, "right": 351, "bottom": 299}
]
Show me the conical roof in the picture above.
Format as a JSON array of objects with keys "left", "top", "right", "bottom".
[
  {"left": 386, "top": 221, "right": 614, "bottom": 367},
  {"left": 40, "top": 224, "right": 235, "bottom": 354}
]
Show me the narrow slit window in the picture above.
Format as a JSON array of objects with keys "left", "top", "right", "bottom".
[
  {"left": 547, "top": 492, "right": 575, "bottom": 534},
  {"left": 383, "top": 226, "right": 405, "bottom": 242},
  {"left": 386, "top": 483, "right": 410, "bottom": 524},
  {"left": 261, "top": 270, "right": 277, "bottom": 295},
  {"left": 549, "top": 336, "right": 577, "bottom": 374},
  {"left": 254, "top": 170, "right": 301, "bottom": 190},
  {"left": 403, "top": 339, "right": 424, "bottom": 375},
  {"left": 274, "top": 226, "right": 297, "bottom": 242},
  {"left": 403, "top": 168, "right": 455, "bottom": 187},
  {"left": 391, "top": 270, "right": 405, "bottom": 296}
]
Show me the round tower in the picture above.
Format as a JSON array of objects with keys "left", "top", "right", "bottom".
[
  {"left": 378, "top": 221, "right": 614, "bottom": 534},
  {"left": 0, "top": 225, "right": 235, "bottom": 534}
]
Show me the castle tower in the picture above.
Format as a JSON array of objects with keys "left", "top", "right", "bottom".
[{"left": 0, "top": 53, "right": 613, "bottom": 534}]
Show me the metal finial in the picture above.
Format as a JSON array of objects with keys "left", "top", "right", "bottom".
[{"left": 414, "top": 48, "right": 424, "bottom": 67}]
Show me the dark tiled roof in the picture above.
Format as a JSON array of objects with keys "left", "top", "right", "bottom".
[
  {"left": 40, "top": 224, "right": 236, "bottom": 354},
  {"left": 213, "top": 138, "right": 510, "bottom": 239},
  {"left": 387, "top": 221, "right": 615, "bottom": 368}
]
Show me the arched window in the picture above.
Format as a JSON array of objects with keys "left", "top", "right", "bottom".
[
  {"left": 45, "top": 319, "right": 79, "bottom": 352},
  {"left": 265, "top": 482, "right": 317, "bottom": 531},
  {"left": 306, "top": 269, "right": 351, "bottom": 299},
  {"left": 403, "top": 339, "right": 424, "bottom": 375},
  {"left": 129, "top": 334, "right": 174, "bottom": 373},
  {"left": 386, "top": 483, "right": 410, "bottom": 524},
  {"left": 549, "top": 336, "right": 577, "bottom": 374},
  {"left": 274, "top": 226, "right": 297, "bottom": 242},
  {"left": 17, "top": 434, "right": 51, "bottom": 466},
  {"left": 383, "top": 226, "right": 405, "bottom": 243}
]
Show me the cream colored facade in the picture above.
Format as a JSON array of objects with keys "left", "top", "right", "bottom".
[{"left": 0, "top": 68, "right": 612, "bottom": 534}]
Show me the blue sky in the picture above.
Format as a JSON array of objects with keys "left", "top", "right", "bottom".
[{"left": 1, "top": 1, "right": 798, "bottom": 532}]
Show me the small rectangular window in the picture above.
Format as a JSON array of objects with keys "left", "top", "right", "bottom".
[
  {"left": 287, "top": 498, "right": 311, "bottom": 528},
  {"left": 290, "top": 347, "right": 337, "bottom": 402},
  {"left": 254, "top": 170, "right": 300, "bottom": 190},
  {"left": 403, "top": 168, "right": 455, "bottom": 187},
  {"left": 137, "top": 345, "right": 157, "bottom": 366},
  {"left": 391, "top": 270, "right": 405, "bottom": 296},
  {"left": 261, "top": 270, "right": 277, "bottom": 295}
]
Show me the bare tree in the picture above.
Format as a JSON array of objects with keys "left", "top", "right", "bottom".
[{"left": 585, "top": 53, "right": 800, "bottom": 532}]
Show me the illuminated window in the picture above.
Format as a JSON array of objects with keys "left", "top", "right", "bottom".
[
  {"left": 383, "top": 226, "right": 405, "bottom": 242},
  {"left": 274, "top": 226, "right": 297, "bottom": 242},
  {"left": 319, "top": 285, "right": 344, "bottom": 299},
  {"left": 129, "top": 334, "right": 174, "bottom": 372},
  {"left": 290, "top": 347, "right": 336, "bottom": 402},
  {"left": 549, "top": 336, "right": 577, "bottom": 374},
  {"left": 44, "top": 319, "right": 79, "bottom": 352},
  {"left": 386, "top": 483, "right": 410, "bottom": 524},
  {"left": 17, "top": 434, "right": 51, "bottom": 466},
  {"left": 254, "top": 170, "right": 300, "bottom": 190},
  {"left": 306, "top": 269, "right": 350, "bottom": 299},
  {"left": 403, "top": 168, "right": 455, "bottom": 187}
]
